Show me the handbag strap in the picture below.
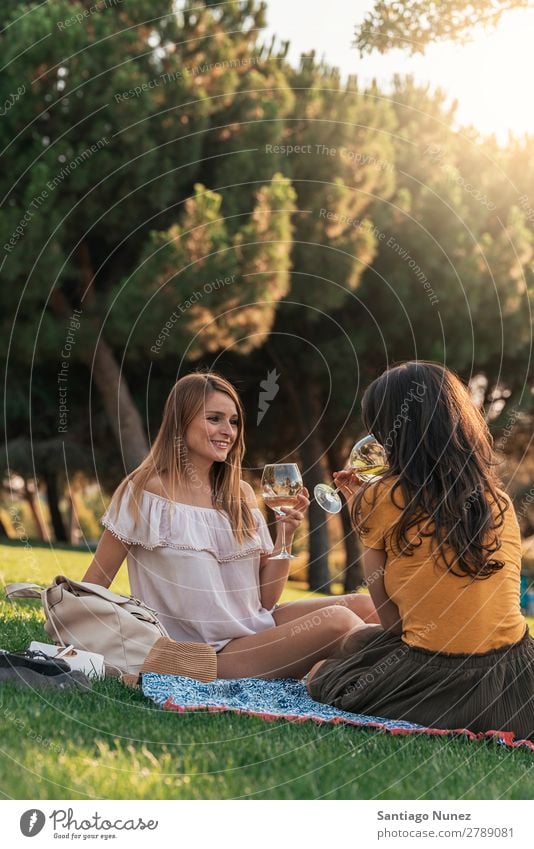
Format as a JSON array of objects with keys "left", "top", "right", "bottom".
[
  {"left": 41, "top": 589, "right": 66, "bottom": 648},
  {"left": 5, "top": 582, "right": 44, "bottom": 600},
  {"left": 5, "top": 581, "right": 66, "bottom": 647},
  {"left": 55, "top": 575, "right": 135, "bottom": 605}
]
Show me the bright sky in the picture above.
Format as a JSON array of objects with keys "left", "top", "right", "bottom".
[{"left": 262, "top": 0, "right": 534, "bottom": 141}]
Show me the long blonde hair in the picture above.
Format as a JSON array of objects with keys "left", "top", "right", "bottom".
[{"left": 111, "top": 372, "right": 256, "bottom": 543}]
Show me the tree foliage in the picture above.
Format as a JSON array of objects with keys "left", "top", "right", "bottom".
[
  {"left": 356, "top": 1, "right": 533, "bottom": 54},
  {"left": 1, "top": 1, "right": 533, "bottom": 588},
  {"left": 0, "top": 0, "right": 295, "bottom": 472}
]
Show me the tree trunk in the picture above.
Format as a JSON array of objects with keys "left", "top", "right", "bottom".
[
  {"left": 49, "top": 248, "right": 149, "bottom": 474},
  {"left": 340, "top": 503, "right": 364, "bottom": 591},
  {"left": 265, "top": 344, "right": 330, "bottom": 595},
  {"left": 90, "top": 336, "right": 149, "bottom": 472},
  {"left": 67, "top": 491, "right": 82, "bottom": 546},
  {"left": 301, "top": 455, "right": 332, "bottom": 593},
  {"left": 44, "top": 471, "right": 68, "bottom": 542},
  {"left": 327, "top": 442, "right": 364, "bottom": 591},
  {"left": 24, "top": 480, "right": 49, "bottom": 542},
  {"left": 265, "top": 346, "right": 331, "bottom": 592},
  {"left": 299, "top": 387, "right": 331, "bottom": 594}
]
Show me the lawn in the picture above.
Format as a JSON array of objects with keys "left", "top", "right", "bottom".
[{"left": 0, "top": 541, "right": 532, "bottom": 800}]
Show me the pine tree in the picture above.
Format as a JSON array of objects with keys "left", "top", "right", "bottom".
[
  {"left": 356, "top": 1, "right": 531, "bottom": 54},
  {"left": 0, "top": 0, "right": 295, "bottom": 472},
  {"left": 255, "top": 59, "right": 397, "bottom": 590}
]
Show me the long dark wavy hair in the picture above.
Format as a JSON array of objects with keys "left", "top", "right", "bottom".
[{"left": 352, "top": 361, "right": 508, "bottom": 578}]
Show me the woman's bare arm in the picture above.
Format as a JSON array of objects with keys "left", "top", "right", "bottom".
[
  {"left": 333, "top": 471, "right": 401, "bottom": 634},
  {"left": 362, "top": 547, "right": 402, "bottom": 635},
  {"left": 82, "top": 529, "right": 130, "bottom": 588}
]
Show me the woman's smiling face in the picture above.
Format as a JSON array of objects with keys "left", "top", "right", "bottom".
[{"left": 184, "top": 390, "right": 239, "bottom": 467}]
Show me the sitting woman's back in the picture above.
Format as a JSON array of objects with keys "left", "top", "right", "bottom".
[
  {"left": 308, "top": 361, "right": 533, "bottom": 743},
  {"left": 358, "top": 476, "right": 525, "bottom": 653}
]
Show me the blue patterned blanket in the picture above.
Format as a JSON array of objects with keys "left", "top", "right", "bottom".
[{"left": 141, "top": 674, "right": 534, "bottom": 750}]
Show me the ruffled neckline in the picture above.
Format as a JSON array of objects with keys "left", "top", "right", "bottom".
[
  {"left": 101, "top": 482, "right": 274, "bottom": 562},
  {"left": 141, "top": 489, "right": 233, "bottom": 512}
]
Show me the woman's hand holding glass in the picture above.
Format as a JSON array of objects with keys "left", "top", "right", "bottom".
[
  {"left": 314, "top": 435, "right": 388, "bottom": 513},
  {"left": 331, "top": 469, "right": 365, "bottom": 501},
  {"left": 261, "top": 463, "right": 309, "bottom": 560},
  {"left": 273, "top": 488, "right": 309, "bottom": 532}
]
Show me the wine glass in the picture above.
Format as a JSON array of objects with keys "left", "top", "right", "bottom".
[
  {"left": 314, "top": 434, "right": 388, "bottom": 514},
  {"left": 261, "top": 463, "right": 303, "bottom": 560}
]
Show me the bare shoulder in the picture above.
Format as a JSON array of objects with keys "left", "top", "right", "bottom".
[
  {"left": 143, "top": 474, "right": 170, "bottom": 498},
  {"left": 240, "top": 480, "right": 258, "bottom": 508}
]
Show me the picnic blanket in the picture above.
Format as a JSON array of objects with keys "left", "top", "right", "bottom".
[{"left": 141, "top": 674, "right": 534, "bottom": 752}]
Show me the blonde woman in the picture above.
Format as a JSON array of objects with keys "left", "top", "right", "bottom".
[{"left": 83, "top": 373, "right": 378, "bottom": 679}]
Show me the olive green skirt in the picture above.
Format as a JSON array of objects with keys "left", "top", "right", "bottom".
[{"left": 308, "top": 625, "right": 534, "bottom": 742}]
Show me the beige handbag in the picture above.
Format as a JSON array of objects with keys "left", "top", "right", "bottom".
[{"left": 5, "top": 575, "right": 169, "bottom": 677}]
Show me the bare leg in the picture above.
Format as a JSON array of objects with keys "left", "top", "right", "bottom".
[
  {"left": 217, "top": 605, "right": 369, "bottom": 680},
  {"left": 305, "top": 619, "right": 384, "bottom": 693},
  {"left": 306, "top": 658, "right": 327, "bottom": 691},
  {"left": 273, "top": 592, "right": 379, "bottom": 626}
]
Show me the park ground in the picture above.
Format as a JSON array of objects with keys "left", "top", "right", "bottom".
[{"left": 0, "top": 542, "right": 532, "bottom": 800}]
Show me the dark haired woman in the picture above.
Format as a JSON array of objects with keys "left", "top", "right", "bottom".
[
  {"left": 307, "top": 361, "right": 533, "bottom": 742},
  {"left": 83, "top": 372, "right": 378, "bottom": 680}
]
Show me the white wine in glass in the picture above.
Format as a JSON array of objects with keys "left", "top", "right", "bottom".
[
  {"left": 314, "top": 434, "right": 388, "bottom": 514},
  {"left": 261, "top": 463, "right": 303, "bottom": 560}
]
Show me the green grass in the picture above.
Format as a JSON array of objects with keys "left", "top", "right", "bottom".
[{"left": 0, "top": 541, "right": 532, "bottom": 800}]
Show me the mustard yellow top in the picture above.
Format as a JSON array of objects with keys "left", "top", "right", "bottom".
[{"left": 358, "top": 477, "right": 527, "bottom": 653}]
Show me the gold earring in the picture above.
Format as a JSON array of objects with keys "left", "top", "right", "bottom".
[{"left": 174, "top": 435, "right": 187, "bottom": 459}]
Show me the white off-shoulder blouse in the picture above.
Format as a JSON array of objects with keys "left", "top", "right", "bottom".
[{"left": 101, "top": 482, "right": 276, "bottom": 651}]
